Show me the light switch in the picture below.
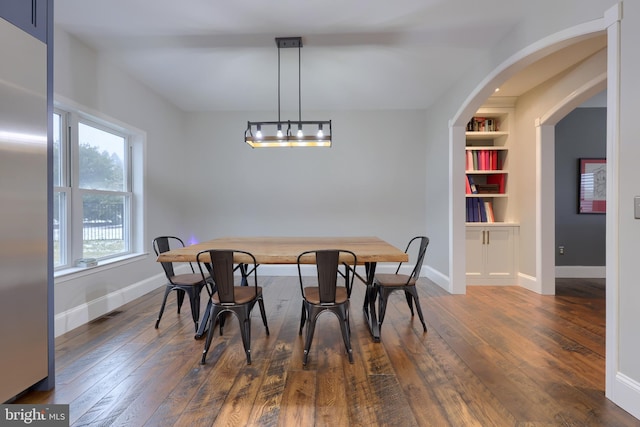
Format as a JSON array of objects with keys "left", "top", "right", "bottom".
[{"left": 635, "top": 196, "right": 640, "bottom": 219}]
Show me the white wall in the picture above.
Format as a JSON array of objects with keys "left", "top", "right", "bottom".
[
  {"left": 53, "top": 29, "right": 190, "bottom": 334},
  {"left": 182, "top": 110, "right": 428, "bottom": 251},
  {"left": 617, "top": 0, "right": 640, "bottom": 392},
  {"left": 514, "top": 49, "right": 607, "bottom": 277}
]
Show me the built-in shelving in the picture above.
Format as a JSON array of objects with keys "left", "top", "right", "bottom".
[
  {"left": 465, "top": 108, "right": 512, "bottom": 224},
  {"left": 465, "top": 104, "right": 519, "bottom": 286}
]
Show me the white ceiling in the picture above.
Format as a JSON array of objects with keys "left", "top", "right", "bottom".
[{"left": 54, "top": 0, "right": 606, "bottom": 113}]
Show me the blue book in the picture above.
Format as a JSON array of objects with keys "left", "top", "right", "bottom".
[
  {"left": 471, "top": 197, "right": 478, "bottom": 222},
  {"left": 478, "top": 197, "right": 487, "bottom": 222},
  {"left": 467, "top": 175, "right": 478, "bottom": 194}
]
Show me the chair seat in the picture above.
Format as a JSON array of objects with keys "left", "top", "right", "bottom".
[
  {"left": 303, "top": 286, "right": 348, "bottom": 304},
  {"left": 169, "top": 273, "right": 207, "bottom": 286},
  {"left": 375, "top": 273, "right": 416, "bottom": 287},
  {"left": 211, "top": 286, "right": 263, "bottom": 305}
]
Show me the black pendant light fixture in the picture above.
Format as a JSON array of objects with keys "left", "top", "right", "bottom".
[{"left": 244, "top": 37, "right": 332, "bottom": 148}]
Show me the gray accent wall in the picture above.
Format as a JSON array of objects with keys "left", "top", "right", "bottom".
[{"left": 555, "top": 107, "right": 606, "bottom": 266}]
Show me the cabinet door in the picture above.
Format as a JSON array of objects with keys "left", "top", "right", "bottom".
[
  {"left": 0, "top": 0, "right": 47, "bottom": 42},
  {"left": 484, "top": 227, "right": 515, "bottom": 279},
  {"left": 465, "top": 228, "right": 486, "bottom": 279}
]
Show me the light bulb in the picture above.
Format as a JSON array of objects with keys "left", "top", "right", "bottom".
[
  {"left": 276, "top": 124, "right": 283, "bottom": 138},
  {"left": 297, "top": 125, "right": 304, "bottom": 138},
  {"left": 255, "top": 125, "right": 262, "bottom": 139},
  {"left": 316, "top": 124, "right": 324, "bottom": 139}
]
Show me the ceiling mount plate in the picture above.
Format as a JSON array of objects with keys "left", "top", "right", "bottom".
[{"left": 276, "top": 37, "right": 302, "bottom": 48}]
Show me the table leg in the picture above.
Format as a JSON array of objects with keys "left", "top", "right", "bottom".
[
  {"left": 362, "top": 262, "right": 381, "bottom": 342},
  {"left": 239, "top": 263, "right": 248, "bottom": 286}
]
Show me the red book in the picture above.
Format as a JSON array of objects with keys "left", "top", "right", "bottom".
[
  {"left": 487, "top": 173, "right": 506, "bottom": 193},
  {"left": 484, "top": 201, "right": 495, "bottom": 222},
  {"left": 466, "top": 151, "right": 473, "bottom": 171}
]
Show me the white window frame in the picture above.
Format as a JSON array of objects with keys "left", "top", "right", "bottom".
[{"left": 54, "top": 100, "right": 146, "bottom": 275}]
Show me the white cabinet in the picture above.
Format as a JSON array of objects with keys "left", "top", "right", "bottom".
[{"left": 466, "top": 225, "right": 518, "bottom": 285}]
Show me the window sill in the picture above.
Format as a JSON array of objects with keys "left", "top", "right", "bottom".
[{"left": 54, "top": 252, "right": 148, "bottom": 283}]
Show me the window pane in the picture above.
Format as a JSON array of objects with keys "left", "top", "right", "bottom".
[
  {"left": 82, "top": 194, "right": 127, "bottom": 259},
  {"left": 53, "top": 191, "right": 65, "bottom": 267},
  {"left": 53, "top": 113, "right": 62, "bottom": 187},
  {"left": 78, "top": 123, "right": 126, "bottom": 191}
]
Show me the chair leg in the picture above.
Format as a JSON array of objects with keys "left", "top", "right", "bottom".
[
  {"left": 338, "top": 304, "right": 353, "bottom": 363},
  {"left": 406, "top": 287, "right": 428, "bottom": 332},
  {"left": 201, "top": 306, "right": 221, "bottom": 364},
  {"left": 236, "top": 307, "right": 252, "bottom": 365},
  {"left": 303, "top": 306, "right": 320, "bottom": 366},
  {"left": 155, "top": 285, "right": 172, "bottom": 329},
  {"left": 405, "top": 291, "right": 415, "bottom": 316},
  {"left": 176, "top": 289, "right": 186, "bottom": 314},
  {"left": 257, "top": 296, "right": 270, "bottom": 335},
  {"left": 299, "top": 302, "right": 307, "bottom": 335},
  {"left": 188, "top": 287, "right": 201, "bottom": 333},
  {"left": 377, "top": 287, "right": 390, "bottom": 332}
]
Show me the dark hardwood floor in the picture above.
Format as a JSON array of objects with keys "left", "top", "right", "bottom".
[{"left": 15, "top": 277, "right": 640, "bottom": 426}]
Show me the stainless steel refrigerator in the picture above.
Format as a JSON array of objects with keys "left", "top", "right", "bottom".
[{"left": 0, "top": 16, "right": 49, "bottom": 402}]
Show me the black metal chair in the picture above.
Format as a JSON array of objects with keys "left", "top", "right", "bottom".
[
  {"left": 374, "top": 236, "right": 429, "bottom": 332},
  {"left": 153, "top": 236, "right": 210, "bottom": 333},
  {"left": 297, "top": 249, "right": 357, "bottom": 366},
  {"left": 196, "top": 249, "right": 269, "bottom": 365}
]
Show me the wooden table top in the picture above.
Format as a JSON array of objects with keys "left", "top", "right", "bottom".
[{"left": 156, "top": 236, "right": 408, "bottom": 265}]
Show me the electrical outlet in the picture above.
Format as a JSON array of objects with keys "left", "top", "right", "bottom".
[{"left": 559, "top": 245, "right": 565, "bottom": 255}]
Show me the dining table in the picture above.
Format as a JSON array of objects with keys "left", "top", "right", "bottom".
[{"left": 156, "top": 236, "right": 408, "bottom": 342}]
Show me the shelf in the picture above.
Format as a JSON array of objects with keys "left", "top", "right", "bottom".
[
  {"left": 466, "top": 221, "right": 519, "bottom": 226},
  {"left": 465, "top": 131, "right": 508, "bottom": 140},
  {"left": 466, "top": 193, "right": 508, "bottom": 198},
  {"left": 465, "top": 146, "right": 508, "bottom": 151},
  {"left": 466, "top": 170, "right": 508, "bottom": 174}
]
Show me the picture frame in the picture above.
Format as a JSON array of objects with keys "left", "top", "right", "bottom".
[{"left": 578, "top": 158, "right": 606, "bottom": 214}]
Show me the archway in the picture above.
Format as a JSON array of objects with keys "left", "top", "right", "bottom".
[{"left": 448, "top": 4, "right": 620, "bottom": 401}]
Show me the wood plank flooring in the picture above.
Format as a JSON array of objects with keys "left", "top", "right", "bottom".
[{"left": 15, "top": 277, "right": 640, "bottom": 426}]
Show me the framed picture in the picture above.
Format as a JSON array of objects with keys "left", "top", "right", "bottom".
[{"left": 578, "top": 158, "right": 606, "bottom": 214}]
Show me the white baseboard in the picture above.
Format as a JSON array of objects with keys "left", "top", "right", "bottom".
[
  {"left": 54, "top": 272, "right": 166, "bottom": 337},
  {"left": 422, "top": 265, "right": 449, "bottom": 291},
  {"left": 54, "top": 264, "right": 604, "bottom": 337},
  {"left": 612, "top": 372, "right": 640, "bottom": 420},
  {"left": 518, "top": 272, "right": 539, "bottom": 293},
  {"left": 53, "top": 263, "right": 409, "bottom": 336},
  {"left": 555, "top": 265, "right": 606, "bottom": 278}
]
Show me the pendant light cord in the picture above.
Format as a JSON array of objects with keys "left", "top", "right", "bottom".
[
  {"left": 298, "top": 44, "right": 302, "bottom": 123},
  {"left": 277, "top": 45, "right": 281, "bottom": 122}
]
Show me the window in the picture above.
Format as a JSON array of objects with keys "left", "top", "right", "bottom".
[{"left": 54, "top": 106, "right": 143, "bottom": 271}]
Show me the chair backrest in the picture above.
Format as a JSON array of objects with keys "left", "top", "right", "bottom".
[
  {"left": 395, "top": 236, "right": 430, "bottom": 281},
  {"left": 298, "top": 249, "right": 357, "bottom": 304},
  {"left": 196, "top": 249, "right": 258, "bottom": 305},
  {"left": 153, "top": 235, "right": 191, "bottom": 279}
]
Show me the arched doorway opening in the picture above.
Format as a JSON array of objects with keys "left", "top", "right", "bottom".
[{"left": 448, "top": 4, "right": 620, "bottom": 400}]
